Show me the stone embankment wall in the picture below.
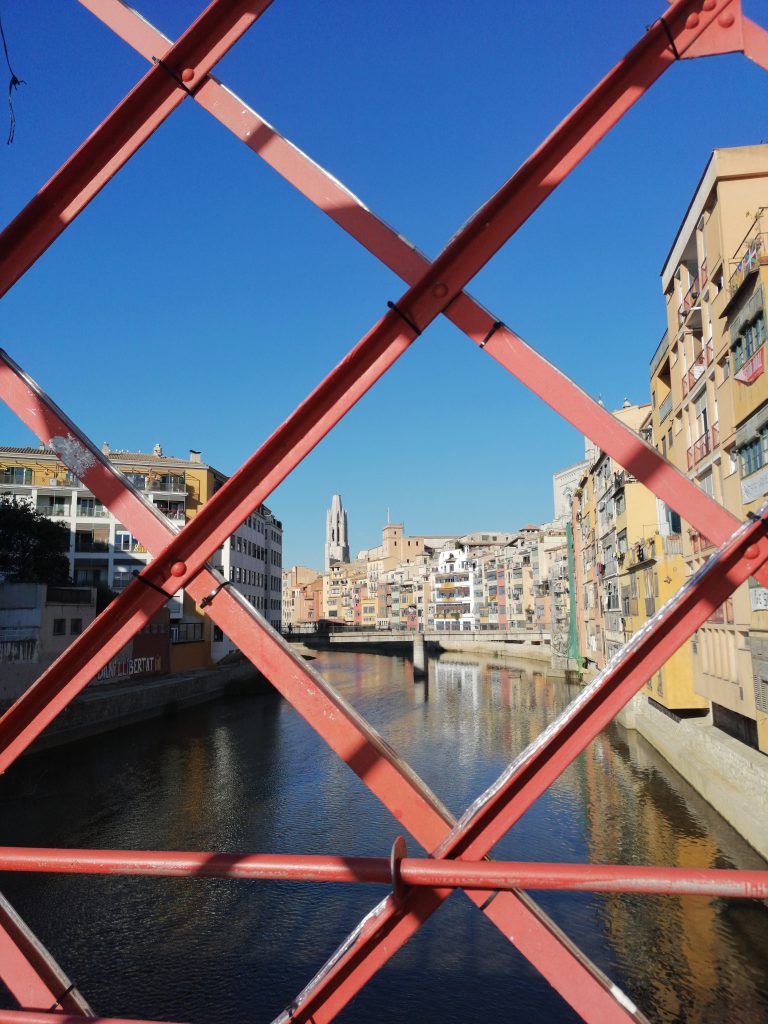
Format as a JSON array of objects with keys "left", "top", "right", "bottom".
[
  {"left": 433, "top": 637, "right": 551, "bottom": 661},
  {"left": 2, "top": 662, "right": 271, "bottom": 754},
  {"left": 617, "top": 694, "right": 768, "bottom": 859}
]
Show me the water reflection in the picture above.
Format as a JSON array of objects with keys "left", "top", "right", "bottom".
[{"left": 0, "top": 650, "right": 765, "bottom": 1023}]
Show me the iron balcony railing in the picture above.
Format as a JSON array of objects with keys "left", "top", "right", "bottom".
[
  {"left": 688, "top": 351, "right": 706, "bottom": 391},
  {"left": 729, "top": 229, "right": 767, "bottom": 295},
  {"left": 649, "top": 329, "right": 669, "bottom": 377},
  {"left": 663, "top": 534, "right": 683, "bottom": 556},
  {"left": 687, "top": 421, "right": 719, "bottom": 469},
  {"left": 677, "top": 259, "right": 707, "bottom": 325},
  {"left": 659, "top": 392, "right": 673, "bottom": 423}
]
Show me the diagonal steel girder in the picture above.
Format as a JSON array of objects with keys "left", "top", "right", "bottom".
[
  {"left": 0, "top": 352, "right": 648, "bottom": 1023},
  {"left": 0, "top": 0, "right": 275, "bottom": 298},
  {"left": 76, "top": 0, "right": 768, "bottom": 592},
  {"left": 0, "top": 891, "right": 92, "bottom": 1016}
]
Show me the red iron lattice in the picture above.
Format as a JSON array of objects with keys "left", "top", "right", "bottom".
[{"left": 1, "top": 2, "right": 768, "bottom": 1021}]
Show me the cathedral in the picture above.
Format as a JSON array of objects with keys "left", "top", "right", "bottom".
[{"left": 324, "top": 493, "right": 350, "bottom": 570}]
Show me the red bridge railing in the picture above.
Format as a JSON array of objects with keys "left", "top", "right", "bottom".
[{"left": 1, "top": 2, "right": 768, "bottom": 1022}]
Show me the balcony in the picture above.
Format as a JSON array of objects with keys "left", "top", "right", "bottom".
[
  {"left": 659, "top": 392, "right": 673, "bottom": 424},
  {"left": 650, "top": 330, "right": 669, "bottom": 378},
  {"left": 707, "top": 598, "right": 734, "bottom": 625},
  {"left": 677, "top": 260, "right": 707, "bottom": 326},
  {"left": 125, "top": 472, "right": 186, "bottom": 494},
  {"left": 74, "top": 538, "right": 110, "bottom": 553},
  {"left": 662, "top": 534, "right": 682, "bottom": 556},
  {"left": 686, "top": 352, "right": 707, "bottom": 395},
  {"left": 729, "top": 228, "right": 767, "bottom": 296},
  {"left": 605, "top": 610, "right": 623, "bottom": 634},
  {"left": 149, "top": 474, "right": 186, "bottom": 494},
  {"left": 37, "top": 499, "right": 70, "bottom": 517},
  {"left": 0, "top": 468, "right": 32, "bottom": 486},
  {"left": 686, "top": 422, "right": 719, "bottom": 469},
  {"left": 76, "top": 500, "right": 109, "bottom": 518}
]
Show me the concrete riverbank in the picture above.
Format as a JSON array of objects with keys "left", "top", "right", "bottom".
[
  {"left": 2, "top": 660, "right": 275, "bottom": 755},
  {"left": 616, "top": 692, "right": 768, "bottom": 859}
]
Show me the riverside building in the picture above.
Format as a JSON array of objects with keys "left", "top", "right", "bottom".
[
  {"left": 0, "top": 443, "right": 282, "bottom": 668},
  {"left": 656, "top": 145, "right": 768, "bottom": 753}
]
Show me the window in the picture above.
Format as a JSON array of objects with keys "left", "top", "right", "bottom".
[
  {"left": 732, "top": 312, "right": 766, "bottom": 371},
  {"left": 0, "top": 467, "right": 32, "bottom": 485},
  {"left": 52, "top": 618, "right": 66, "bottom": 636},
  {"left": 70, "top": 618, "right": 83, "bottom": 635},
  {"left": 739, "top": 431, "right": 768, "bottom": 478},
  {"left": 170, "top": 622, "right": 204, "bottom": 644},
  {"left": 213, "top": 626, "right": 224, "bottom": 642}
]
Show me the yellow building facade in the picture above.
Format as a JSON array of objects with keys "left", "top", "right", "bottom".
[{"left": 658, "top": 147, "right": 768, "bottom": 752}]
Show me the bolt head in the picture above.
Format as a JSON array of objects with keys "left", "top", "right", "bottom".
[
  {"left": 686, "top": 12, "right": 700, "bottom": 28},
  {"left": 718, "top": 11, "right": 735, "bottom": 27},
  {"left": 745, "top": 544, "right": 761, "bottom": 561},
  {"left": 181, "top": 68, "right": 195, "bottom": 83},
  {"left": 702, "top": 0, "right": 716, "bottom": 8},
  {"left": 170, "top": 561, "right": 187, "bottom": 577},
  {"left": 432, "top": 282, "right": 448, "bottom": 298}
]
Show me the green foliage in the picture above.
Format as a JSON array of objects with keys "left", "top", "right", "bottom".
[{"left": 0, "top": 496, "right": 70, "bottom": 584}]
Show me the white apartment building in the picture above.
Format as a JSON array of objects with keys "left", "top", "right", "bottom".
[{"left": 428, "top": 548, "right": 479, "bottom": 631}]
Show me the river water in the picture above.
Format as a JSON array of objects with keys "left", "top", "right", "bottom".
[{"left": 0, "top": 650, "right": 767, "bottom": 1023}]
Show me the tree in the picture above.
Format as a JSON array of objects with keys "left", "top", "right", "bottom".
[{"left": 0, "top": 497, "right": 71, "bottom": 584}]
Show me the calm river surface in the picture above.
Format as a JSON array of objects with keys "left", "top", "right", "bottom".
[{"left": 1, "top": 650, "right": 767, "bottom": 1023}]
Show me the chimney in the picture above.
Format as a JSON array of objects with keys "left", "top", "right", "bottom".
[
  {"left": 189, "top": 449, "right": 201, "bottom": 464},
  {"left": 152, "top": 443, "right": 163, "bottom": 457},
  {"left": 102, "top": 441, "right": 110, "bottom": 456}
]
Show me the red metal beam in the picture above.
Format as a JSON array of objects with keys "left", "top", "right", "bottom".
[
  {"left": 0, "top": 351, "right": 647, "bottom": 1024},
  {"left": 0, "top": 892, "right": 92, "bottom": 1015},
  {"left": 2, "top": 847, "right": 767, "bottom": 898},
  {"left": 0, "top": 0, "right": 273, "bottom": 298},
  {"left": 77, "top": 0, "right": 768, "bottom": 592}
]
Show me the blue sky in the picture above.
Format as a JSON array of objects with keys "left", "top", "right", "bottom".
[{"left": 2, "top": 1, "right": 768, "bottom": 569}]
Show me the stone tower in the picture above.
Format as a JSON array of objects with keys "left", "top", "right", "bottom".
[{"left": 325, "top": 493, "right": 350, "bottom": 570}]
